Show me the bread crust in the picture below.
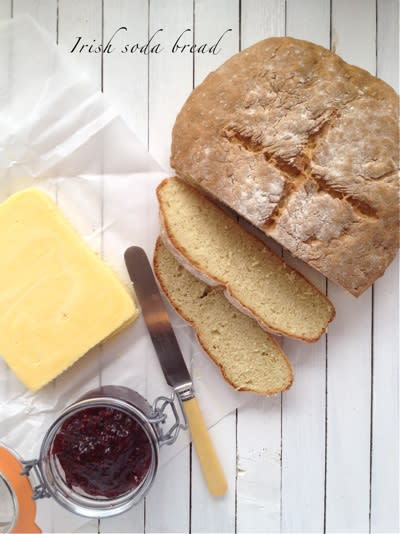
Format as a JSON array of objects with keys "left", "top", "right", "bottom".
[
  {"left": 171, "top": 37, "right": 399, "bottom": 296},
  {"left": 157, "top": 177, "right": 335, "bottom": 342},
  {"left": 153, "top": 238, "right": 294, "bottom": 396}
]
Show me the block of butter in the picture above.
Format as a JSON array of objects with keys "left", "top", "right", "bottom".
[{"left": 0, "top": 189, "right": 138, "bottom": 391}]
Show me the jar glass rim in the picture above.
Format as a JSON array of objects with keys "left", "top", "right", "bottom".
[
  {"left": 39, "top": 396, "right": 159, "bottom": 518},
  {"left": 0, "top": 472, "right": 17, "bottom": 532}
]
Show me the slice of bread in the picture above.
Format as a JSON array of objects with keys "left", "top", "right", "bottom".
[
  {"left": 157, "top": 177, "right": 335, "bottom": 342},
  {"left": 153, "top": 239, "right": 293, "bottom": 395}
]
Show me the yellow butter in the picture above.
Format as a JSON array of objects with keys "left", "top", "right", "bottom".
[{"left": 0, "top": 189, "right": 138, "bottom": 391}]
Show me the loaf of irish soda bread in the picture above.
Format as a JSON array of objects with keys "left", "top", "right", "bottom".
[
  {"left": 171, "top": 37, "right": 399, "bottom": 296},
  {"left": 157, "top": 177, "right": 335, "bottom": 342},
  {"left": 153, "top": 239, "right": 293, "bottom": 395}
]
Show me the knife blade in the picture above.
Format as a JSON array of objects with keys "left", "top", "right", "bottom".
[
  {"left": 124, "top": 245, "right": 227, "bottom": 496},
  {"left": 124, "top": 245, "right": 193, "bottom": 398}
]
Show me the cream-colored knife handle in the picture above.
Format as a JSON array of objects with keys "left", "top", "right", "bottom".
[{"left": 183, "top": 397, "right": 228, "bottom": 496}]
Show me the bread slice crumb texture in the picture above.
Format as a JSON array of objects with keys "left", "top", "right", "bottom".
[
  {"left": 157, "top": 177, "right": 335, "bottom": 342},
  {"left": 153, "top": 239, "right": 293, "bottom": 395}
]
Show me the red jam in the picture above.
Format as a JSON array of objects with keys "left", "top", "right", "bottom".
[{"left": 51, "top": 406, "right": 153, "bottom": 498}]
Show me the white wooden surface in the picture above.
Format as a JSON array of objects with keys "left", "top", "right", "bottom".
[{"left": 0, "top": 0, "right": 399, "bottom": 532}]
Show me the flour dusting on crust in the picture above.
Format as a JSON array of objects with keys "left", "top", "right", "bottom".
[{"left": 171, "top": 37, "right": 399, "bottom": 296}]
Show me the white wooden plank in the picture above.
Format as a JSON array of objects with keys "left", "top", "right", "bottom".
[
  {"left": 55, "top": 2, "right": 102, "bottom": 532},
  {"left": 144, "top": 2, "right": 193, "bottom": 532},
  {"left": 102, "top": 0, "right": 148, "bottom": 147},
  {"left": 189, "top": 417, "right": 236, "bottom": 534},
  {"left": 241, "top": 0, "right": 285, "bottom": 44},
  {"left": 147, "top": 0, "right": 194, "bottom": 171},
  {"left": 0, "top": 0, "right": 11, "bottom": 18},
  {"left": 193, "top": 0, "right": 237, "bottom": 85},
  {"left": 56, "top": 0, "right": 103, "bottom": 279},
  {"left": 331, "top": 0, "right": 376, "bottom": 74},
  {"left": 286, "top": 0, "right": 330, "bottom": 46},
  {"left": 370, "top": 2, "right": 400, "bottom": 532},
  {"left": 237, "top": 396, "right": 282, "bottom": 533},
  {"left": 13, "top": 0, "right": 56, "bottom": 31},
  {"left": 0, "top": 0, "right": 11, "bottom": 430},
  {"left": 58, "top": 0, "right": 103, "bottom": 88},
  {"left": 189, "top": 3, "right": 238, "bottom": 533},
  {"left": 326, "top": 2, "right": 376, "bottom": 531},
  {"left": 376, "top": 0, "right": 399, "bottom": 91},
  {"left": 281, "top": 3, "right": 330, "bottom": 533},
  {"left": 237, "top": 2, "right": 285, "bottom": 533},
  {"left": 280, "top": 269, "right": 327, "bottom": 530},
  {"left": 9, "top": 3, "right": 95, "bottom": 533},
  {"left": 99, "top": 4, "right": 147, "bottom": 531},
  {"left": 325, "top": 289, "right": 373, "bottom": 534},
  {"left": 371, "top": 256, "right": 400, "bottom": 534},
  {"left": 4, "top": 2, "right": 98, "bottom": 533}
]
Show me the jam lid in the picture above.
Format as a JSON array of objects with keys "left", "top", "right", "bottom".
[{"left": 0, "top": 445, "right": 41, "bottom": 534}]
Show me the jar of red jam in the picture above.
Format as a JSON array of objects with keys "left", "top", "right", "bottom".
[{"left": 0, "top": 385, "right": 186, "bottom": 528}]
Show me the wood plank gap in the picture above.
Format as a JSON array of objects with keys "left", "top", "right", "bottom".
[
  {"left": 238, "top": 0, "right": 241, "bottom": 51},
  {"left": 101, "top": 0, "right": 104, "bottom": 93},
  {"left": 284, "top": 0, "right": 287, "bottom": 35},
  {"left": 100, "top": 0, "right": 104, "bottom": 254},
  {"left": 190, "top": 6, "right": 194, "bottom": 532},
  {"left": 235, "top": 12, "right": 242, "bottom": 531},
  {"left": 56, "top": 0, "right": 59, "bottom": 44},
  {"left": 234, "top": 408, "right": 238, "bottom": 534},
  {"left": 44, "top": 8, "right": 63, "bottom": 528},
  {"left": 144, "top": 497, "right": 147, "bottom": 534},
  {"left": 369, "top": 8, "right": 378, "bottom": 531},
  {"left": 280, "top": 5, "right": 286, "bottom": 520},
  {"left": 329, "top": 0, "right": 332, "bottom": 49},
  {"left": 375, "top": 0, "right": 378, "bottom": 70},
  {"left": 280, "top": 393, "right": 283, "bottom": 532},
  {"left": 55, "top": 0, "right": 60, "bottom": 203},
  {"left": 147, "top": 0, "right": 150, "bottom": 151},
  {"left": 99, "top": 0, "right": 105, "bottom": 393},
  {"left": 189, "top": 7, "right": 195, "bottom": 533},
  {"left": 145, "top": 1, "right": 150, "bottom": 529},
  {"left": 323, "top": 278, "right": 328, "bottom": 534},
  {"left": 192, "top": 0, "right": 195, "bottom": 91},
  {"left": 369, "top": 285, "right": 375, "bottom": 534},
  {"left": 189, "top": 443, "right": 192, "bottom": 534},
  {"left": 369, "top": 15, "right": 377, "bottom": 530}
]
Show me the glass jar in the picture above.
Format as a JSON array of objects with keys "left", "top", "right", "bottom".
[{"left": 0, "top": 385, "right": 186, "bottom": 531}]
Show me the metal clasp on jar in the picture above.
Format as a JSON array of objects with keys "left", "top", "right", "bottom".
[
  {"left": 20, "top": 459, "right": 51, "bottom": 501},
  {"left": 149, "top": 393, "right": 188, "bottom": 446}
]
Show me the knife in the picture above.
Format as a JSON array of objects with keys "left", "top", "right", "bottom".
[{"left": 124, "top": 246, "right": 227, "bottom": 497}]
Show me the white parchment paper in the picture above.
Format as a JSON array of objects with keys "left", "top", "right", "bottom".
[{"left": 0, "top": 15, "right": 256, "bottom": 530}]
